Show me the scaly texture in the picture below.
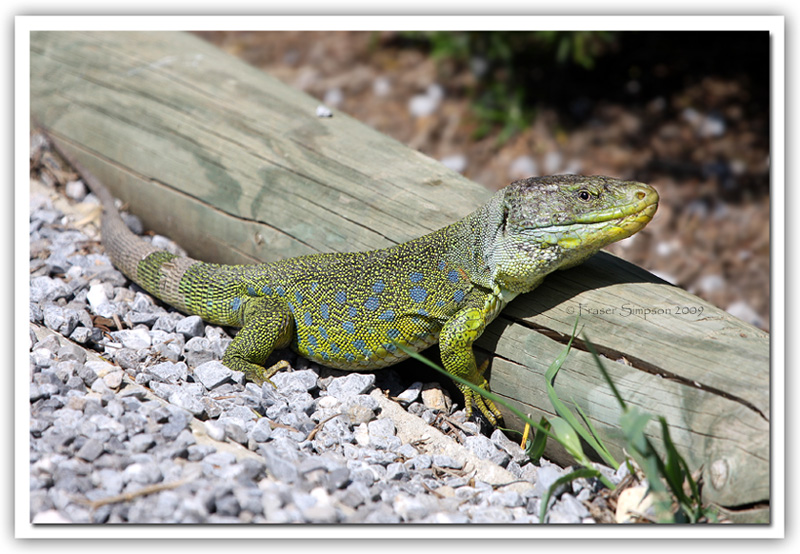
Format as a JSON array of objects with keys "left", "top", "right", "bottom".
[{"left": 54, "top": 140, "right": 658, "bottom": 424}]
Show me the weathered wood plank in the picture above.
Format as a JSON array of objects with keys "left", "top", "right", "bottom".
[
  {"left": 30, "top": 30, "right": 490, "bottom": 264},
  {"left": 30, "top": 30, "right": 769, "bottom": 516}
]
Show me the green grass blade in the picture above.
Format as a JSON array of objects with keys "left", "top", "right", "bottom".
[
  {"left": 573, "top": 400, "right": 619, "bottom": 469},
  {"left": 526, "top": 417, "right": 550, "bottom": 461},
  {"left": 545, "top": 321, "right": 619, "bottom": 468},
  {"left": 582, "top": 333, "right": 627, "bottom": 410},
  {"left": 658, "top": 418, "right": 689, "bottom": 501},
  {"left": 548, "top": 417, "right": 588, "bottom": 464},
  {"left": 657, "top": 416, "right": 706, "bottom": 521},
  {"left": 396, "top": 344, "right": 556, "bottom": 439},
  {"left": 619, "top": 406, "right": 652, "bottom": 454}
]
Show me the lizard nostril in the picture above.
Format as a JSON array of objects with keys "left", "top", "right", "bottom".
[{"left": 636, "top": 191, "right": 646, "bottom": 200}]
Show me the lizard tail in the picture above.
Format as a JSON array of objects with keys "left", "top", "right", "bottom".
[{"left": 46, "top": 133, "right": 197, "bottom": 314}]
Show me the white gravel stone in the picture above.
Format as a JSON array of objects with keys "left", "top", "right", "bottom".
[
  {"left": 103, "top": 371, "right": 124, "bottom": 390},
  {"left": 508, "top": 156, "right": 538, "bottom": 180},
  {"left": 315, "top": 104, "right": 333, "bottom": 118},
  {"left": 440, "top": 154, "right": 467, "bottom": 174},
  {"left": 176, "top": 315, "right": 204, "bottom": 339},
  {"left": 111, "top": 329, "right": 152, "bottom": 350},
  {"left": 194, "top": 360, "right": 233, "bottom": 389},
  {"left": 65, "top": 180, "right": 87, "bottom": 200},
  {"left": 204, "top": 420, "right": 226, "bottom": 442},
  {"left": 326, "top": 373, "right": 375, "bottom": 401},
  {"left": 86, "top": 283, "right": 110, "bottom": 312},
  {"left": 395, "top": 381, "right": 422, "bottom": 404}
]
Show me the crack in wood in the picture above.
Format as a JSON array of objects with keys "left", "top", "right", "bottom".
[{"left": 508, "top": 317, "right": 768, "bottom": 422}]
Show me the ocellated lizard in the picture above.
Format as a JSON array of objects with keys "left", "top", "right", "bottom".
[{"left": 51, "top": 139, "right": 658, "bottom": 425}]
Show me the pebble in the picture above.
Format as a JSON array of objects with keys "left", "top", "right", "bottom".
[
  {"left": 408, "top": 84, "right": 444, "bottom": 118},
  {"left": 176, "top": 315, "right": 204, "bottom": 339},
  {"left": 86, "top": 283, "right": 110, "bottom": 312},
  {"left": 395, "top": 381, "right": 422, "bottom": 404},
  {"left": 726, "top": 300, "right": 764, "bottom": 329},
  {"left": 42, "top": 305, "right": 80, "bottom": 336},
  {"left": 440, "top": 154, "right": 467, "bottom": 174},
  {"left": 508, "top": 155, "right": 538, "bottom": 180},
  {"left": 315, "top": 105, "right": 333, "bottom": 118},
  {"left": 465, "top": 434, "right": 510, "bottom": 467},
  {"left": 272, "top": 369, "right": 317, "bottom": 393},
  {"left": 183, "top": 337, "right": 219, "bottom": 367},
  {"left": 194, "top": 360, "right": 233, "bottom": 389},
  {"left": 26, "top": 152, "right": 614, "bottom": 524},
  {"left": 65, "top": 180, "right": 88, "bottom": 200},
  {"left": 326, "top": 373, "right": 375, "bottom": 400},
  {"left": 420, "top": 382, "right": 449, "bottom": 412},
  {"left": 373, "top": 76, "right": 391, "bottom": 97}
]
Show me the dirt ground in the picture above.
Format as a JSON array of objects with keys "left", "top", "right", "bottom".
[{"left": 195, "top": 31, "right": 770, "bottom": 331}]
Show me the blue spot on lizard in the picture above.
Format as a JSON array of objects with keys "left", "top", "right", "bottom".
[{"left": 409, "top": 286, "right": 427, "bottom": 303}]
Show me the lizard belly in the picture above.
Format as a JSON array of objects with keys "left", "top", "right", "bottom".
[{"left": 291, "top": 313, "right": 444, "bottom": 371}]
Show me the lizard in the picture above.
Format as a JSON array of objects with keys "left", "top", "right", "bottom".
[{"left": 48, "top": 137, "right": 658, "bottom": 425}]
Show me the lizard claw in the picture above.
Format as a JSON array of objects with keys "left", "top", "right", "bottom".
[
  {"left": 222, "top": 356, "right": 289, "bottom": 389},
  {"left": 459, "top": 383, "right": 504, "bottom": 426}
]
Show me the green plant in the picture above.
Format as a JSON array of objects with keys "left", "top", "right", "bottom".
[
  {"left": 397, "top": 314, "right": 718, "bottom": 523},
  {"left": 584, "top": 337, "right": 717, "bottom": 523},
  {"left": 398, "top": 31, "right": 619, "bottom": 143}
]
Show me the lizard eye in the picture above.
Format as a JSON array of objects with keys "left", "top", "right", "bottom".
[{"left": 578, "top": 190, "right": 592, "bottom": 201}]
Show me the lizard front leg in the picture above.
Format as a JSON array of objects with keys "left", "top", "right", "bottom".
[
  {"left": 439, "top": 293, "right": 504, "bottom": 425},
  {"left": 222, "top": 295, "right": 295, "bottom": 385}
]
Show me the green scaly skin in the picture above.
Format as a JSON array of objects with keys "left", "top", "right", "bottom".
[{"left": 56, "top": 142, "right": 658, "bottom": 425}]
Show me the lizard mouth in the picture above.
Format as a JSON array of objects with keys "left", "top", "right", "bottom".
[
  {"left": 570, "top": 183, "right": 659, "bottom": 225},
  {"left": 574, "top": 183, "right": 659, "bottom": 239},
  {"left": 577, "top": 187, "right": 659, "bottom": 247},
  {"left": 616, "top": 188, "right": 659, "bottom": 228},
  {"left": 531, "top": 184, "right": 659, "bottom": 249},
  {"left": 613, "top": 186, "right": 659, "bottom": 233}
]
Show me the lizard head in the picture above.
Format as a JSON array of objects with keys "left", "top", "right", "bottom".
[{"left": 490, "top": 174, "right": 659, "bottom": 291}]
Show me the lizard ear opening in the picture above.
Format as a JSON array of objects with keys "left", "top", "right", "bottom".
[{"left": 499, "top": 202, "right": 509, "bottom": 236}]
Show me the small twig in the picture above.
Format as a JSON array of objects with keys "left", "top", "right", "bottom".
[
  {"left": 607, "top": 473, "right": 636, "bottom": 501},
  {"left": 269, "top": 420, "right": 300, "bottom": 433},
  {"left": 441, "top": 415, "right": 474, "bottom": 436},
  {"left": 421, "top": 481, "right": 446, "bottom": 499},
  {"left": 246, "top": 409, "right": 298, "bottom": 434},
  {"left": 520, "top": 419, "right": 531, "bottom": 449},
  {"left": 112, "top": 313, "right": 124, "bottom": 331},
  {"left": 431, "top": 465, "right": 468, "bottom": 479},
  {"left": 409, "top": 437, "right": 431, "bottom": 449},
  {"left": 306, "top": 413, "right": 344, "bottom": 441},
  {"left": 77, "top": 477, "right": 194, "bottom": 510}
]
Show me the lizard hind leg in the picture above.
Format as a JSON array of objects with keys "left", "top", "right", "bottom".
[{"left": 221, "top": 295, "right": 295, "bottom": 386}]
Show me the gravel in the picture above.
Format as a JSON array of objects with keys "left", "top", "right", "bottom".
[{"left": 27, "top": 143, "right": 620, "bottom": 524}]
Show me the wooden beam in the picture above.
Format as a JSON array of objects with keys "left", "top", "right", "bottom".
[{"left": 30, "top": 30, "right": 769, "bottom": 517}]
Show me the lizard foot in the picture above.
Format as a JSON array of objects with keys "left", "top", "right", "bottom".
[
  {"left": 261, "top": 360, "right": 290, "bottom": 388},
  {"left": 460, "top": 385, "right": 504, "bottom": 426},
  {"left": 459, "top": 360, "right": 504, "bottom": 425},
  {"left": 247, "top": 359, "right": 290, "bottom": 388},
  {"left": 222, "top": 355, "right": 289, "bottom": 389}
]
